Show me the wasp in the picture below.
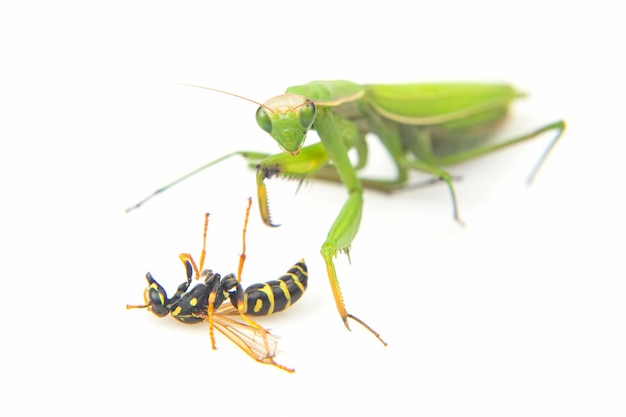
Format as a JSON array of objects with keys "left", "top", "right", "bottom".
[{"left": 126, "top": 198, "right": 308, "bottom": 372}]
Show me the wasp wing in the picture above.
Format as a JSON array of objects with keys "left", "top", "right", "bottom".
[{"left": 206, "top": 310, "right": 294, "bottom": 373}]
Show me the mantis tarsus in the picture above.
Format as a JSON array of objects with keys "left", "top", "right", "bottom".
[{"left": 128, "top": 81, "right": 566, "bottom": 344}]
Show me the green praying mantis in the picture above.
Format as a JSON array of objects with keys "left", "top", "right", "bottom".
[{"left": 128, "top": 80, "right": 566, "bottom": 344}]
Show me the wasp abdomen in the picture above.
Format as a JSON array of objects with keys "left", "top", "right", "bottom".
[{"left": 239, "top": 260, "right": 308, "bottom": 316}]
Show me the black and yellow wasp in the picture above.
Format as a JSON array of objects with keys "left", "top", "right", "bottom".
[{"left": 126, "top": 198, "right": 308, "bottom": 372}]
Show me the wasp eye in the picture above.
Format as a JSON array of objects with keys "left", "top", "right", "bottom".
[
  {"left": 298, "top": 101, "right": 316, "bottom": 130},
  {"left": 146, "top": 286, "right": 170, "bottom": 317},
  {"left": 148, "top": 287, "right": 164, "bottom": 307},
  {"left": 256, "top": 106, "right": 272, "bottom": 134}
]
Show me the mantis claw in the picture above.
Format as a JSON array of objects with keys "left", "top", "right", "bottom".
[
  {"left": 256, "top": 165, "right": 281, "bottom": 227},
  {"left": 341, "top": 316, "right": 351, "bottom": 331}
]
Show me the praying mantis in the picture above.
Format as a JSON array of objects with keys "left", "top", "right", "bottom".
[{"left": 128, "top": 80, "right": 566, "bottom": 344}]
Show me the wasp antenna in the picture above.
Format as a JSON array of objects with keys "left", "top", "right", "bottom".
[
  {"left": 170, "top": 82, "right": 273, "bottom": 113},
  {"left": 237, "top": 197, "right": 253, "bottom": 283},
  {"left": 199, "top": 213, "right": 210, "bottom": 272},
  {"left": 126, "top": 303, "right": 148, "bottom": 310}
]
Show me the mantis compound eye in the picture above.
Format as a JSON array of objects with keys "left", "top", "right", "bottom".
[
  {"left": 297, "top": 100, "right": 316, "bottom": 131},
  {"left": 255, "top": 106, "right": 273, "bottom": 134}
]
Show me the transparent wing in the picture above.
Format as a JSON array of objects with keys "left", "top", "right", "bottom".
[
  {"left": 215, "top": 303, "right": 238, "bottom": 316},
  {"left": 205, "top": 308, "right": 294, "bottom": 373}
]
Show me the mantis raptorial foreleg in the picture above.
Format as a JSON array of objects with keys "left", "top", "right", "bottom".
[
  {"left": 255, "top": 107, "right": 387, "bottom": 344},
  {"left": 314, "top": 109, "right": 387, "bottom": 345},
  {"left": 254, "top": 142, "right": 329, "bottom": 226}
]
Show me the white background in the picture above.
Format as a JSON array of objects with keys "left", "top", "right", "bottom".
[{"left": 1, "top": 1, "right": 624, "bottom": 415}]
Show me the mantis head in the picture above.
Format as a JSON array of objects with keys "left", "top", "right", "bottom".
[{"left": 255, "top": 94, "right": 317, "bottom": 155}]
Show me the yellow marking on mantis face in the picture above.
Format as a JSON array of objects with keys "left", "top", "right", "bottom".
[
  {"left": 172, "top": 306, "right": 182, "bottom": 316},
  {"left": 189, "top": 298, "right": 198, "bottom": 307}
]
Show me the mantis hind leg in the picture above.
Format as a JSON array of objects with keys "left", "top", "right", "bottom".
[
  {"left": 312, "top": 162, "right": 462, "bottom": 222},
  {"left": 413, "top": 120, "right": 566, "bottom": 221},
  {"left": 434, "top": 120, "right": 566, "bottom": 184},
  {"left": 403, "top": 160, "right": 462, "bottom": 223}
]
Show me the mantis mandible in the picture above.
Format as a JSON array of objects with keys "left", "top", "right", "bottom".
[{"left": 128, "top": 81, "right": 566, "bottom": 344}]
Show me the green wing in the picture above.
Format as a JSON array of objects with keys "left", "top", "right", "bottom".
[{"left": 364, "top": 83, "right": 523, "bottom": 125}]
